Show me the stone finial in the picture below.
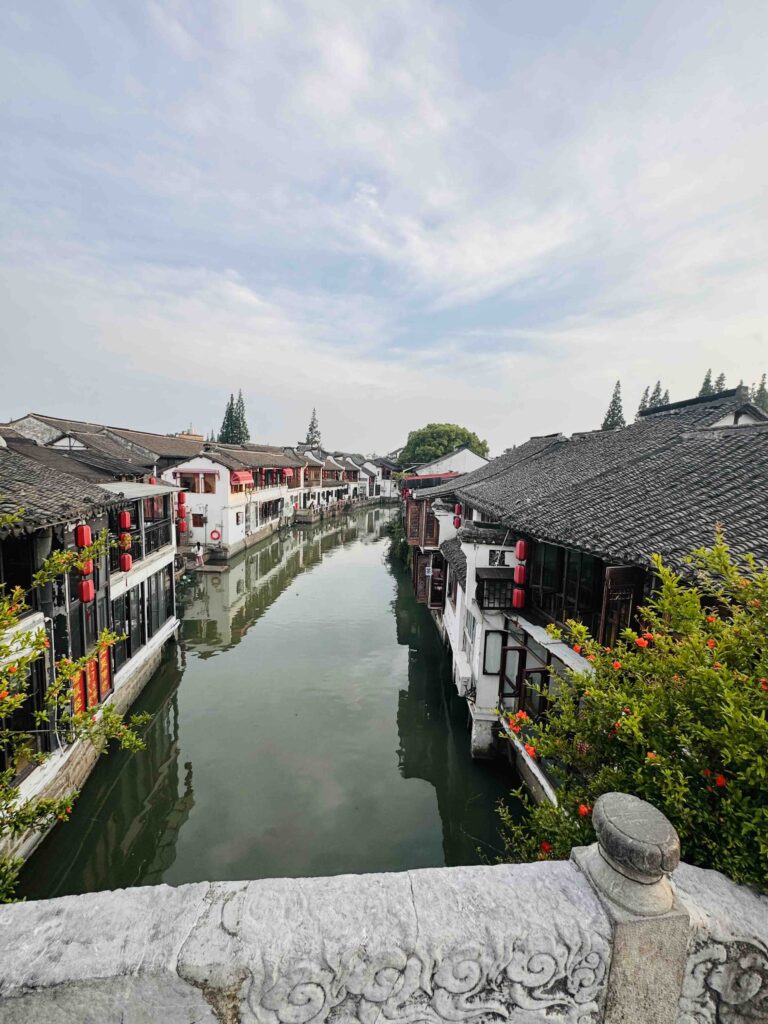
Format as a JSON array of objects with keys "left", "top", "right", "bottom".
[
  {"left": 593, "top": 791, "right": 680, "bottom": 882},
  {"left": 573, "top": 792, "right": 681, "bottom": 917}
]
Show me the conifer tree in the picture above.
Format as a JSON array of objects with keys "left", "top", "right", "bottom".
[
  {"left": 752, "top": 373, "right": 768, "bottom": 413},
  {"left": 648, "top": 380, "right": 663, "bottom": 409},
  {"left": 305, "top": 408, "right": 321, "bottom": 447},
  {"left": 233, "top": 389, "right": 250, "bottom": 444},
  {"left": 699, "top": 369, "right": 714, "bottom": 397},
  {"left": 601, "top": 381, "right": 625, "bottom": 431},
  {"left": 218, "top": 394, "right": 236, "bottom": 443},
  {"left": 714, "top": 372, "right": 726, "bottom": 393},
  {"left": 661, "top": 389, "right": 670, "bottom": 405},
  {"left": 636, "top": 385, "right": 650, "bottom": 419}
]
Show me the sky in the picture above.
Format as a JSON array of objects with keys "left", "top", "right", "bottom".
[{"left": 1, "top": 1, "right": 766, "bottom": 455}]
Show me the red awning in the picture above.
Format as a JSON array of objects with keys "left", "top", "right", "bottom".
[
  {"left": 230, "top": 470, "right": 254, "bottom": 485},
  {"left": 283, "top": 468, "right": 294, "bottom": 478}
]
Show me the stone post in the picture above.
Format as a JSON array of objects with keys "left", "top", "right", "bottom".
[{"left": 572, "top": 792, "right": 691, "bottom": 1024}]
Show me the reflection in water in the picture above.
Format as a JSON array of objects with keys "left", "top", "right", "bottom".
[{"left": 20, "top": 509, "right": 519, "bottom": 899}]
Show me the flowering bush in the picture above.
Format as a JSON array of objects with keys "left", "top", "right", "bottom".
[{"left": 498, "top": 533, "right": 768, "bottom": 890}]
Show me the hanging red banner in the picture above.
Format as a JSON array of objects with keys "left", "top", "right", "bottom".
[
  {"left": 98, "top": 647, "right": 112, "bottom": 701},
  {"left": 71, "top": 670, "right": 86, "bottom": 715},
  {"left": 86, "top": 659, "right": 99, "bottom": 708}
]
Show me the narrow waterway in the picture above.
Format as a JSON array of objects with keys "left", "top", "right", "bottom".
[{"left": 19, "top": 508, "right": 520, "bottom": 899}]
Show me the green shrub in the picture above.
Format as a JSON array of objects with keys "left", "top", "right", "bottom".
[{"left": 499, "top": 533, "right": 768, "bottom": 890}]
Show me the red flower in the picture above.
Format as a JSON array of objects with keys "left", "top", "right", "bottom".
[
  {"left": 573, "top": 644, "right": 582, "bottom": 654},
  {"left": 515, "top": 710, "right": 529, "bottom": 721},
  {"left": 635, "top": 637, "right": 648, "bottom": 648},
  {"left": 643, "top": 632, "right": 654, "bottom": 641},
  {"left": 539, "top": 841, "right": 553, "bottom": 854},
  {"left": 510, "top": 723, "right": 521, "bottom": 734},
  {"left": 524, "top": 743, "right": 537, "bottom": 759},
  {"left": 7, "top": 665, "right": 18, "bottom": 674},
  {"left": 706, "top": 638, "right": 716, "bottom": 649},
  {"left": 703, "top": 768, "right": 712, "bottom": 777},
  {"left": 646, "top": 751, "right": 657, "bottom": 760},
  {"left": 66, "top": 806, "right": 72, "bottom": 814},
  {"left": 706, "top": 615, "right": 716, "bottom": 623},
  {"left": 612, "top": 660, "right": 622, "bottom": 670},
  {"left": 0, "top": 691, "right": 8, "bottom": 700},
  {"left": 760, "top": 679, "right": 768, "bottom": 692},
  {"left": 586, "top": 654, "right": 596, "bottom": 663},
  {"left": 713, "top": 662, "right": 721, "bottom": 669},
  {"left": 578, "top": 804, "right": 592, "bottom": 817},
  {"left": 715, "top": 774, "right": 727, "bottom": 788},
  {"left": 43, "top": 639, "right": 50, "bottom": 649}
]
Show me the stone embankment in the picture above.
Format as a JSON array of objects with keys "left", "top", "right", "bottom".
[{"left": 0, "top": 794, "right": 765, "bottom": 1024}]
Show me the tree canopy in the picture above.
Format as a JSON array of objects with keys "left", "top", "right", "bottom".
[
  {"left": 399, "top": 424, "right": 489, "bottom": 467},
  {"left": 600, "top": 381, "right": 625, "bottom": 430},
  {"left": 218, "top": 391, "right": 250, "bottom": 445},
  {"left": 305, "top": 408, "right": 321, "bottom": 447}
]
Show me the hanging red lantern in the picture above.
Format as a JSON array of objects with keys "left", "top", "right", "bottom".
[
  {"left": 74, "top": 524, "right": 92, "bottom": 548},
  {"left": 454, "top": 503, "right": 462, "bottom": 516},
  {"left": 178, "top": 521, "right": 188, "bottom": 534},
  {"left": 514, "top": 564, "right": 527, "bottom": 585},
  {"left": 512, "top": 587, "right": 526, "bottom": 610},
  {"left": 79, "top": 559, "right": 94, "bottom": 576},
  {"left": 177, "top": 490, "right": 187, "bottom": 505},
  {"left": 78, "top": 580, "right": 95, "bottom": 603},
  {"left": 119, "top": 553, "right": 133, "bottom": 573},
  {"left": 118, "top": 510, "right": 131, "bottom": 530},
  {"left": 453, "top": 516, "right": 461, "bottom": 529},
  {"left": 177, "top": 505, "right": 187, "bottom": 519},
  {"left": 148, "top": 476, "right": 158, "bottom": 485},
  {"left": 119, "top": 532, "right": 132, "bottom": 550},
  {"left": 515, "top": 539, "right": 529, "bottom": 562}
]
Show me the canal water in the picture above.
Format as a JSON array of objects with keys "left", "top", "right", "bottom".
[{"left": 19, "top": 508, "right": 519, "bottom": 899}]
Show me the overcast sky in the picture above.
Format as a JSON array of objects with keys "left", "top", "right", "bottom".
[{"left": 1, "top": 1, "right": 766, "bottom": 454}]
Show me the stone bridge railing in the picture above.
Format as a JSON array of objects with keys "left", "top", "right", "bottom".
[{"left": 0, "top": 794, "right": 765, "bottom": 1024}]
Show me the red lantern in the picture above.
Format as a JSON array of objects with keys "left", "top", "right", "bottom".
[
  {"left": 148, "top": 476, "right": 158, "bottom": 485},
  {"left": 177, "top": 490, "right": 186, "bottom": 505},
  {"left": 119, "top": 532, "right": 132, "bottom": 550},
  {"left": 515, "top": 539, "right": 529, "bottom": 562},
  {"left": 453, "top": 516, "right": 461, "bottom": 529},
  {"left": 118, "top": 510, "right": 131, "bottom": 530},
  {"left": 78, "top": 580, "right": 95, "bottom": 603},
  {"left": 79, "top": 559, "right": 94, "bottom": 576},
  {"left": 119, "top": 553, "right": 133, "bottom": 573},
  {"left": 74, "top": 524, "right": 92, "bottom": 548},
  {"left": 512, "top": 587, "right": 526, "bottom": 610},
  {"left": 454, "top": 503, "right": 462, "bottom": 516},
  {"left": 177, "top": 505, "right": 187, "bottom": 519},
  {"left": 178, "top": 521, "right": 188, "bottom": 534},
  {"left": 514, "top": 564, "right": 527, "bottom": 585}
]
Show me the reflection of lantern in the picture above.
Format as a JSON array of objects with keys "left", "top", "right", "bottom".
[
  {"left": 120, "top": 553, "right": 133, "bottom": 573},
  {"left": 75, "top": 524, "right": 92, "bottom": 548},
  {"left": 515, "top": 539, "right": 529, "bottom": 562},
  {"left": 78, "top": 580, "right": 95, "bottom": 603},
  {"left": 79, "top": 559, "right": 94, "bottom": 576},
  {"left": 512, "top": 587, "right": 525, "bottom": 610},
  {"left": 514, "top": 564, "right": 527, "bottom": 585},
  {"left": 178, "top": 521, "right": 188, "bottom": 534},
  {"left": 118, "top": 510, "right": 131, "bottom": 530},
  {"left": 453, "top": 516, "right": 461, "bottom": 528}
]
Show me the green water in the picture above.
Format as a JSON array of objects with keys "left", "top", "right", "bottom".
[{"left": 19, "top": 508, "right": 519, "bottom": 899}]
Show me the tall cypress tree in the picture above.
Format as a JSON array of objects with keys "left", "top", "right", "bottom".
[
  {"left": 305, "top": 408, "right": 321, "bottom": 446},
  {"left": 601, "top": 381, "right": 626, "bottom": 431},
  {"left": 218, "top": 394, "right": 236, "bottom": 443},
  {"left": 648, "top": 380, "right": 663, "bottom": 409},
  {"left": 752, "top": 373, "right": 768, "bottom": 413},
  {"left": 636, "top": 385, "right": 650, "bottom": 419},
  {"left": 699, "top": 369, "right": 714, "bottom": 397},
  {"left": 714, "top": 372, "right": 726, "bottom": 393},
  {"left": 660, "top": 389, "right": 670, "bottom": 406},
  {"left": 233, "top": 389, "right": 250, "bottom": 444}
]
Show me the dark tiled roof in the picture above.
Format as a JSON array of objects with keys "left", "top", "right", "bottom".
[
  {"left": 0, "top": 448, "right": 119, "bottom": 530},
  {"left": 440, "top": 537, "right": 467, "bottom": 591},
  {"left": 19, "top": 414, "right": 203, "bottom": 460},
  {"left": 201, "top": 445, "right": 302, "bottom": 470},
  {"left": 1, "top": 437, "right": 116, "bottom": 482},
  {"left": 458, "top": 522, "right": 516, "bottom": 546}
]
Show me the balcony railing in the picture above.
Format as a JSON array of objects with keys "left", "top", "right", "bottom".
[{"left": 144, "top": 520, "right": 172, "bottom": 555}]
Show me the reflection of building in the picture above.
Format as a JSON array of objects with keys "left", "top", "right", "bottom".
[
  {"left": 177, "top": 513, "right": 382, "bottom": 655},
  {"left": 17, "top": 646, "right": 193, "bottom": 898}
]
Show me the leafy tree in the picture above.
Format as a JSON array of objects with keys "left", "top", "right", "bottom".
[
  {"left": 699, "top": 369, "right": 714, "bottom": 397},
  {"left": 218, "top": 394, "right": 236, "bottom": 444},
  {"left": 399, "top": 424, "right": 489, "bottom": 467},
  {"left": 232, "top": 389, "right": 250, "bottom": 445},
  {"left": 714, "top": 372, "right": 727, "bottom": 393},
  {"left": 497, "top": 533, "right": 768, "bottom": 890},
  {"left": 600, "top": 381, "right": 625, "bottom": 430},
  {"left": 648, "top": 380, "right": 663, "bottom": 409},
  {"left": 0, "top": 514, "right": 148, "bottom": 901},
  {"left": 751, "top": 373, "right": 768, "bottom": 413},
  {"left": 305, "top": 408, "right": 321, "bottom": 447},
  {"left": 636, "top": 386, "right": 649, "bottom": 419}
]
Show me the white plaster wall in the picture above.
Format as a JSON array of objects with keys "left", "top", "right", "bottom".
[{"left": 415, "top": 448, "right": 488, "bottom": 476}]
